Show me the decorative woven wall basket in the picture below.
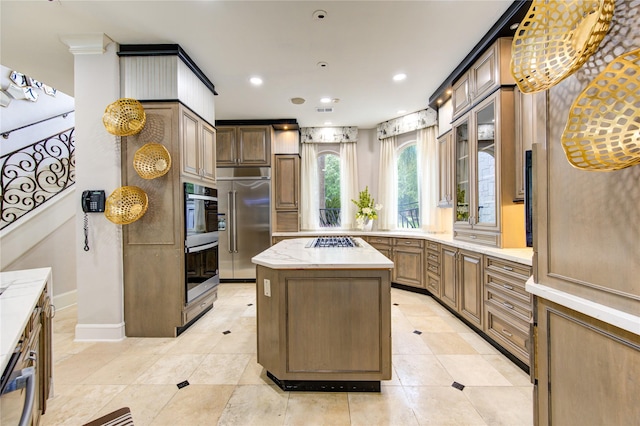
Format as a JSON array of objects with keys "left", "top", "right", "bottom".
[
  {"left": 104, "top": 186, "right": 149, "bottom": 225},
  {"left": 133, "top": 143, "right": 172, "bottom": 179},
  {"left": 561, "top": 48, "right": 640, "bottom": 171},
  {"left": 511, "top": 0, "right": 615, "bottom": 93},
  {"left": 102, "top": 98, "right": 146, "bottom": 136}
]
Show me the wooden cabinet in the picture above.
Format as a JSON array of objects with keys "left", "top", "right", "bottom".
[
  {"left": 425, "top": 240, "right": 441, "bottom": 297},
  {"left": 437, "top": 131, "right": 454, "bottom": 208},
  {"left": 452, "top": 88, "right": 524, "bottom": 248},
  {"left": 452, "top": 37, "right": 514, "bottom": 119},
  {"left": 366, "top": 236, "right": 392, "bottom": 259},
  {"left": 38, "top": 291, "right": 52, "bottom": 416},
  {"left": 392, "top": 238, "right": 425, "bottom": 288},
  {"left": 216, "top": 125, "right": 271, "bottom": 167},
  {"left": 121, "top": 102, "right": 217, "bottom": 337},
  {"left": 273, "top": 154, "right": 300, "bottom": 232},
  {"left": 513, "top": 88, "right": 546, "bottom": 201},
  {"left": 439, "top": 245, "right": 484, "bottom": 328},
  {"left": 180, "top": 106, "right": 216, "bottom": 185}
]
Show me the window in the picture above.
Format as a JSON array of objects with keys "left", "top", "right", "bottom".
[
  {"left": 397, "top": 142, "right": 419, "bottom": 228},
  {"left": 318, "top": 151, "right": 341, "bottom": 227}
]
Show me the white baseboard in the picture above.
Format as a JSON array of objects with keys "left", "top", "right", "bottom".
[
  {"left": 53, "top": 289, "right": 77, "bottom": 310},
  {"left": 75, "top": 322, "right": 126, "bottom": 341}
]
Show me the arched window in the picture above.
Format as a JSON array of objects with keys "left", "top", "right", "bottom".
[
  {"left": 318, "top": 151, "right": 341, "bottom": 227},
  {"left": 396, "top": 142, "right": 419, "bottom": 228}
]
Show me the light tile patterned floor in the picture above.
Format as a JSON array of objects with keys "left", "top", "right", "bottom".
[{"left": 42, "top": 284, "right": 533, "bottom": 425}]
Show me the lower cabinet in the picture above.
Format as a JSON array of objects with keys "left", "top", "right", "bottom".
[
  {"left": 366, "top": 237, "right": 424, "bottom": 289},
  {"left": 440, "top": 245, "right": 483, "bottom": 328}
]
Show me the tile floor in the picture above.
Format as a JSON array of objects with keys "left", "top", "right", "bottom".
[{"left": 42, "top": 283, "right": 533, "bottom": 425}]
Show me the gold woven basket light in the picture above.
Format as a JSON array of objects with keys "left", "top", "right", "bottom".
[
  {"left": 102, "top": 98, "right": 146, "bottom": 136},
  {"left": 133, "top": 143, "right": 172, "bottom": 179},
  {"left": 511, "top": 0, "right": 615, "bottom": 93},
  {"left": 104, "top": 186, "right": 149, "bottom": 225},
  {"left": 561, "top": 49, "right": 640, "bottom": 171}
]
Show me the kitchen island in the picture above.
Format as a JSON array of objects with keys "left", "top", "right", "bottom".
[{"left": 251, "top": 237, "right": 393, "bottom": 391}]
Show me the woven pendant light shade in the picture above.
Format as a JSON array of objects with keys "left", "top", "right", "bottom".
[
  {"left": 102, "top": 98, "right": 146, "bottom": 136},
  {"left": 104, "top": 186, "right": 149, "bottom": 225},
  {"left": 561, "top": 49, "right": 640, "bottom": 171},
  {"left": 133, "top": 143, "right": 172, "bottom": 179},
  {"left": 511, "top": 0, "right": 615, "bottom": 93}
]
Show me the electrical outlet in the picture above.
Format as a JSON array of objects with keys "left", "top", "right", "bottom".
[{"left": 264, "top": 279, "right": 271, "bottom": 297}]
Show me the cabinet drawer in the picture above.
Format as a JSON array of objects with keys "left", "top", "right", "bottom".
[
  {"left": 427, "top": 273, "right": 440, "bottom": 297},
  {"left": 486, "top": 286, "right": 531, "bottom": 322},
  {"left": 426, "top": 240, "right": 440, "bottom": 252},
  {"left": 394, "top": 238, "right": 424, "bottom": 248},
  {"left": 183, "top": 289, "right": 217, "bottom": 324},
  {"left": 427, "top": 261, "right": 440, "bottom": 276},
  {"left": 485, "top": 306, "right": 530, "bottom": 364},
  {"left": 485, "top": 256, "right": 532, "bottom": 282},
  {"left": 426, "top": 251, "right": 440, "bottom": 264},
  {"left": 485, "top": 271, "right": 531, "bottom": 304},
  {"left": 367, "top": 236, "right": 392, "bottom": 247},
  {"left": 454, "top": 230, "right": 499, "bottom": 247}
]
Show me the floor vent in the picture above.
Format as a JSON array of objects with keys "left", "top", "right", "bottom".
[{"left": 315, "top": 107, "right": 334, "bottom": 113}]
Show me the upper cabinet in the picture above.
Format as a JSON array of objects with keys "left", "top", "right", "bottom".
[
  {"left": 216, "top": 125, "right": 271, "bottom": 167},
  {"left": 437, "top": 131, "right": 454, "bottom": 208},
  {"left": 453, "top": 88, "right": 524, "bottom": 248},
  {"left": 180, "top": 105, "right": 216, "bottom": 185},
  {"left": 452, "top": 38, "right": 514, "bottom": 120}
]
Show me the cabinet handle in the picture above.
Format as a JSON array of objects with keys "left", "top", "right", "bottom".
[
  {"left": 502, "top": 266, "right": 514, "bottom": 271},
  {"left": 502, "top": 301, "right": 514, "bottom": 310},
  {"left": 429, "top": 255, "right": 437, "bottom": 260},
  {"left": 503, "top": 284, "right": 514, "bottom": 290},
  {"left": 429, "top": 266, "right": 438, "bottom": 272},
  {"left": 470, "top": 235, "right": 477, "bottom": 239},
  {"left": 200, "top": 302, "right": 207, "bottom": 309},
  {"left": 51, "top": 304, "right": 56, "bottom": 319},
  {"left": 405, "top": 241, "right": 412, "bottom": 245},
  {"left": 501, "top": 328, "right": 513, "bottom": 337}
]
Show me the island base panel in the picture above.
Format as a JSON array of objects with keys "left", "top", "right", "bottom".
[{"left": 267, "top": 371, "right": 381, "bottom": 392}]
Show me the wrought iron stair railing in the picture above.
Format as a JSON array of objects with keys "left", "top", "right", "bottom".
[{"left": 1, "top": 127, "right": 76, "bottom": 230}]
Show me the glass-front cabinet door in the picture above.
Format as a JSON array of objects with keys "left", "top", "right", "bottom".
[
  {"left": 474, "top": 100, "right": 497, "bottom": 228},
  {"left": 454, "top": 118, "right": 471, "bottom": 227}
]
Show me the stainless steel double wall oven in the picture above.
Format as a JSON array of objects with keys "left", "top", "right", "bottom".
[{"left": 184, "top": 182, "right": 219, "bottom": 304}]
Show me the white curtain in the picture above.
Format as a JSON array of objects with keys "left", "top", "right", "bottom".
[
  {"left": 417, "top": 126, "right": 442, "bottom": 232},
  {"left": 377, "top": 136, "right": 398, "bottom": 230},
  {"left": 300, "top": 142, "right": 320, "bottom": 230},
  {"left": 340, "top": 141, "right": 359, "bottom": 229}
]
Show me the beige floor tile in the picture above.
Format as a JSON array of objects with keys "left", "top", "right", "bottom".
[
  {"left": 396, "top": 303, "right": 439, "bottom": 317},
  {"left": 134, "top": 354, "right": 206, "bottom": 385},
  {"left": 284, "top": 392, "right": 351, "bottom": 425},
  {"left": 40, "top": 384, "right": 126, "bottom": 426},
  {"left": 393, "top": 354, "right": 453, "bottom": 386},
  {"left": 165, "top": 329, "right": 224, "bottom": 354},
  {"left": 217, "top": 384, "right": 289, "bottom": 425},
  {"left": 406, "top": 315, "right": 459, "bottom": 333},
  {"left": 463, "top": 386, "right": 533, "bottom": 426},
  {"left": 82, "top": 353, "right": 161, "bottom": 384},
  {"left": 77, "top": 338, "right": 139, "bottom": 354},
  {"left": 392, "top": 329, "right": 434, "bottom": 355},
  {"left": 152, "top": 384, "right": 235, "bottom": 425},
  {"left": 436, "top": 355, "right": 512, "bottom": 386},
  {"left": 391, "top": 289, "right": 431, "bottom": 305},
  {"left": 437, "top": 315, "right": 476, "bottom": 333},
  {"left": 210, "top": 330, "right": 257, "bottom": 354},
  {"left": 238, "top": 355, "right": 272, "bottom": 385},
  {"left": 188, "top": 353, "right": 252, "bottom": 385},
  {"left": 381, "top": 364, "right": 403, "bottom": 386},
  {"left": 482, "top": 354, "right": 532, "bottom": 387},
  {"left": 123, "top": 337, "right": 179, "bottom": 355},
  {"left": 53, "top": 332, "right": 98, "bottom": 357},
  {"left": 404, "top": 386, "right": 487, "bottom": 425},
  {"left": 421, "top": 332, "right": 479, "bottom": 355},
  {"left": 54, "top": 352, "right": 120, "bottom": 385},
  {"left": 459, "top": 332, "right": 500, "bottom": 354},
  {"left": 91, "top": 384, "right": 177, "bottom": 426},
  {"left": 348, "top": 386, "right": 419, "bottom": 426}
]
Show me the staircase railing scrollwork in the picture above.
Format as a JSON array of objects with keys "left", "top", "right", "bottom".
[{"left": 1, "top": 128, "right": 76, "bottom": 230}]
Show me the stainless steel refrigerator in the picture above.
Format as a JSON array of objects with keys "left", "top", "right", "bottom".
[{"left": 217, "top": 167, "right": 271, "bottom": 281}]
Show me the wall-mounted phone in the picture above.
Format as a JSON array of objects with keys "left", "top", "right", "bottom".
[
  {"left": 81, "top": 190, "right": 105, "bottom": 251},
  {"left": 81, "top": 190, "right": 105, "bottom": 213}
]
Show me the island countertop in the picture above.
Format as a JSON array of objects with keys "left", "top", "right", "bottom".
[
  {"left": 252, "top": 237, "right": 394, "bottom": 269},
  {"left": 1, "top": 267, "right": 51, "bottom": 374}
]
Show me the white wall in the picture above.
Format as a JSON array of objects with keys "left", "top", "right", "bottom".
[{"left": 356, "top": 128, "right": 380, "bottom": 200}]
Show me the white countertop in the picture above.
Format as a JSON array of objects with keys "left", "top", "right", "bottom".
[
  {"left": 252, "top": 237, "right": 394, "bottom": 269},
  {"left": 526, "top": 277, "right": 640, "bottom": 336},
  {"left": 273, "top": 231, "right": 533, "bottom": 266},
  {"left": 1, "top": 268, "right": 51, "bottom": 374}
]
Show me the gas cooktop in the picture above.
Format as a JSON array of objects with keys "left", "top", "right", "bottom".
[{"left": 307, "top": 236, "right": 360, "bottom": 248}]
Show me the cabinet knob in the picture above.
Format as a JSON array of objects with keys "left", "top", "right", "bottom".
[
  {"left": 501, "top": 328, "right": 513, "bottom": 337},
  {"left": 502, "top": 266, "right": 514, "bottom": 271},
  {"left": 502, "top": 301, "right": 514, "bottom": 310}
]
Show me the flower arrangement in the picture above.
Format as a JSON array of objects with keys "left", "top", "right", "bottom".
[{"left": 352, "top": 186, "right": 382, "bottom": 229}]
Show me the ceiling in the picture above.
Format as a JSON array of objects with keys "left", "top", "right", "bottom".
[{"left": 0, "top": 1, "right": 514, "bottom": 129}]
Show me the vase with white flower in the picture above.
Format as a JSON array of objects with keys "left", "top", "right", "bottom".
[{"left": 352, "top": 186, "right": 382, "bottom": 231}]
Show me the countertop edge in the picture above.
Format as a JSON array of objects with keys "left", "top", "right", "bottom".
[{"left": 526, "top": 277, "right": 640, "bottom": 336}]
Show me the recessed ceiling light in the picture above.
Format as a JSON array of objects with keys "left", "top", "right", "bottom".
[
  {"left": 437, "top": 99, "right": 443, "bottom": 104},
  {"left": 290, "top": 97, "right": 306, "bottom": 105},
  {"left": 446, "top": 89, "right": 453, "bottom": 95},
  {"left": 393, "top": 73, "right": 407, "bottom": 81},
  {"left": 510, "top": 22, "right": 520, "bottom": 30},
  {"left": 249, "top": 77, "right": 263, "bottom": 86},
  {"left": 320, "top": 97, "right": 332, "bottom": 103}
]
